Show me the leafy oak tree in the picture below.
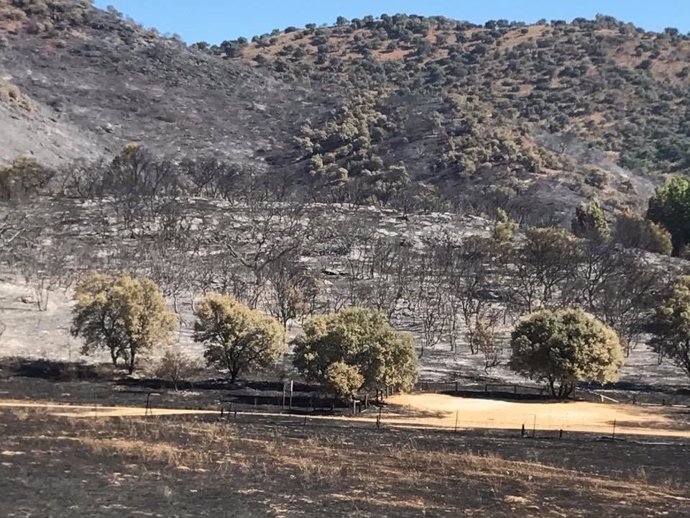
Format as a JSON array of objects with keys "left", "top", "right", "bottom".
[
  {"left": 194, "top": 294, "right": 286, "bottom": 383},
  {"left": 72, "top": 272, "right": 177, "bottom": 374},
  {"left": 613, "top": 211, "right": 673, "bottom": 255},
  {"left": 647, "top": 176, "right": 690, "bottom": 254},
  {"left": 510, "top": 308, "right": 624, "bottom": 398},
  {"left": 293, "top": 307, "right": 418, "bottom": 394},
  {"left": 648, "top": 276, "right": 690, "bottom": 380},
  {"left": 571, "top": 200, "right": 609, "bottom": 241},
  {"left": 323, "top": 361, "right": 365, "bottom": 400}
]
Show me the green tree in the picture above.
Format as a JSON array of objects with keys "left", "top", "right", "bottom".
[
  {"left": 613, "top": 211, "right": 673, "bottom": 255},
  {"left": 648, "top": 276, "right": 690, "bottom": 380},
  {"left": 323, "top": 361, "right": 364, "bottom": 400},
  {"left": 72, "top": 272, "right": 177, "bottom": 374},
  {"left": 571, "top": 200, "right": 609, "bottom": 241},
  {"left": 194, "top": 294, "right": 286, "bottom": 383},
  {"left": 510, "top": 308, "right": 624, "bottom": 398},
  {"left": 492, "top": 208, "right": 517, "bottom": 244},
  {"left": 647, "top": 176, "right": 690, "bottom": 254},
  {"left": 293, "top": 307, "right": 418, "bottom": 393},
  {"left": 0, "top": 156, "right": 53, "bottom": 201}
]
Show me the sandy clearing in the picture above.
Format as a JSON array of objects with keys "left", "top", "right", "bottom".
[
  {"left": 383, "top": 394, "right": 690, "bottom": 438},
  {"left": 2, "top": 395, "right": 689, "bottom": 438}
]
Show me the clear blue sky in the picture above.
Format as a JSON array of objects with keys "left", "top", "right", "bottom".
[{"left": 93, "top": 1, "right": 690, "bottom": 43}]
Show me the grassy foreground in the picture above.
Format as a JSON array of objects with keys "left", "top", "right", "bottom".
[{"left": 1, "top": 406, "right": 689, "bottom": 517}]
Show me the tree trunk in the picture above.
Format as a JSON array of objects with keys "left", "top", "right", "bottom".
[
  {"left": 229, "top": 366, "right": 239, "bottom": 385},
  {"left": 110, "top": 348, "right": 119, "bottom": 367},
  {"left": 128, "top": 351, "right": 136, "bottom": 375},
  {"left": 548, "top": 378, "right": 558, "bottom": 398}
]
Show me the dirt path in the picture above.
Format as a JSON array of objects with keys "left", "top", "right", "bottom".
[
  {"left": 2, "top": 395, "right": 689, "bottom": 438},
  {"left": 0, "top": 400, "right": 219, "bottom": 418}
]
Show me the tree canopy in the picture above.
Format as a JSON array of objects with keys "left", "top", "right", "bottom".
[
  {"left": 510, "top": 308, "right": 624, "bottom": 398},
  {"left": 648, "top": 276, "right": 690, "bottom": 380},
  {"left": 647, "top": 176, "right": 690, "bottom": 255},
  {"left": 71, "top": 272, "right": 177, "bottom": 374},
  {"left": 293, "top": 307, "right": 418, "bottom": 394},
  {"left": 571, "top": 200, "right": 609, "bottom": 241},
  {"left": 194, "top": 294, "right": 286, "bottom": 383},
  {"left": 613, "top": 211, "right": 673, "bottom": 255}
]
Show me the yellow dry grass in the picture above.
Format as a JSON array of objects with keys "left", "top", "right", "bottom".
[
  {"left": 68, "top": 418, "right": 690, "bottom": 513},
  {"left": 0, "top": 400, "right": 217, "bottom": 418},
  {"left": 2, "top": 393, "right": 688, "bottom": 438},
  {"left": 4, "top": 403, "right": 688, "bottom": 515},
  {"left": 383, "top": 393, "right": 690, "bottom": 438}
]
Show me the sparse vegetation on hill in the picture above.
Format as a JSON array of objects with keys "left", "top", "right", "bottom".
[
  {"left": 218, "top": 14, "right": 690, "bottom": 218},
  {"left": 1, "top": 3, "right": 690, "bottom": 220}
]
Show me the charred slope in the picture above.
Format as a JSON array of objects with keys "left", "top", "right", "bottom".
[
  {"left": 1, "top": 3, "right": 689, "bottom": 220},
  {"left": 0, "top": 0, "right": 331, "bottom": 169}
]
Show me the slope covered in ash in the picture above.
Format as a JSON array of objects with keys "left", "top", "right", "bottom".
[
  {"left": 1, "top": 3, "right": 689, "bottom": 220},
  {"left": 0, "top": 0, "right": 330, "bottom": 169}
]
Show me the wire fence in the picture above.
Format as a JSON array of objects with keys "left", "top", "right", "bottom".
[
  {"left": 200, "top": 405, "right": 689, "bottom": 442},
  {"left": 412, "top": 381, "right": 547, "bottom": 398},
  {"left": 13, "top": 389, "right": 686, "bottom": 441},
  {"left": 410, "top": 380, "right": 690, "bottom": 408}
]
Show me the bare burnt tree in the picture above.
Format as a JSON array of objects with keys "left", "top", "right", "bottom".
[
  {"left": 53, "top": 158, "right": 108, "bottom": 199},
  {"left": 332, "top": 221, "right": 380, "bottom": 307},
  {"left": 0, "top": 210, "right": 36, "bottom": 338},
  {"left": 360, "top": 238, "right": 413, "bottom": 320},
  {"left": 218, "top": 202, "right": 308, "bottom": 308},
  {"left": 189, "top": 249, "right": 250, "bottom": 306},
  {"left": 571, "top": 240, "right": 621, "bottom": 309},
  {"left": 138, "top": 237, "right": 194, "bottom": 314},
  {"left": 468, "top": 307, "right": 505, "bottom": 371},
  {"left": 413, "top": 238, "right": 452, "bottom": 358},
  {"left": 18, "top": 236, "right": 75, "bottom": 311},
  {"left": 0, "top": 211, "right": 34, "bottom": 260},
  {"left": 180, "top": 157, "right": 231, "bottom": 198},
  {"left": 440, "top": 235, "right": 495, "bottom": 355},
  {"left": 265, "top": 253, "right": 322, "bottom": 329},
  {"left": 590, "top": 250, "right": 666, "bottom": 357},
  {"left": 508, "top": 227, "right": 579, "bottom": 314}
]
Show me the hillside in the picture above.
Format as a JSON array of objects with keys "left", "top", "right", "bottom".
[
  {"left": 222, "top": 14, "right": 690, "bottom": 220},
  {"left": 1, "top": 3, "right": 690, "bottom": 220},
  {"left": 0, "top": 0, "right": 328, "bottom": 170}
]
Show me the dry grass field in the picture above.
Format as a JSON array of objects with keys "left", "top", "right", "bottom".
[
  {"left": 1, "top": 405, "right": 689, "bottom": 517},
  {"left": 2, "top": 393, "right": 689, "bottom": 438},
  {"left": 381, "top": 394, "right": 690, "bottom": 438}
]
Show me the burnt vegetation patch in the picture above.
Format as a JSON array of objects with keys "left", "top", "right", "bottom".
[{"left": 1, "top": 409, "right": 689, "bottom": 517}]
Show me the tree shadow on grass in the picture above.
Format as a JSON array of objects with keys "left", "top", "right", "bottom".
[
  {"left": 438, "top": 389, "right": 557, "bottom": 403},
  {"left": 0, "top": 357, "right": 113, "bottom": 381}
]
